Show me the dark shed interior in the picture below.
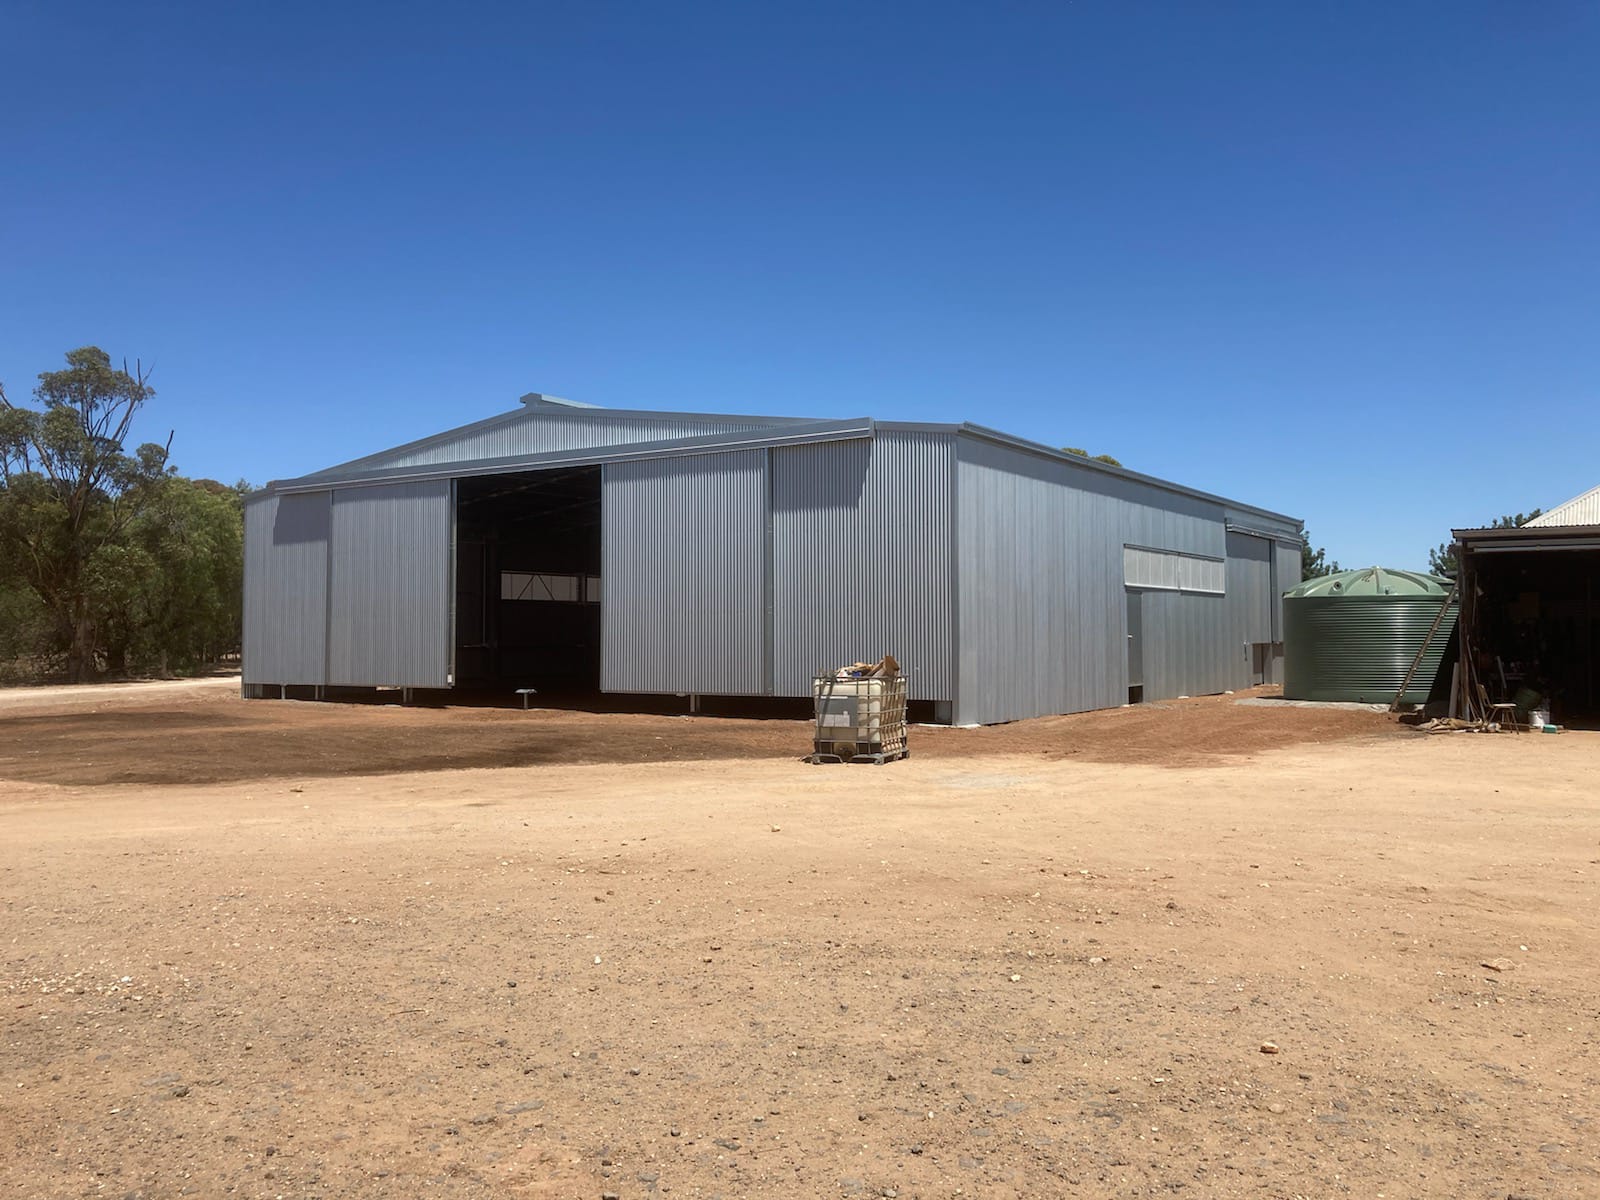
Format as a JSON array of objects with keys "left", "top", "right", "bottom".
[
  {"left": 455, "top": 467, "right": 602, "bottom": 694},
  {"left": 1459, "top": 529, "right": 1600, "bottom": 724}
]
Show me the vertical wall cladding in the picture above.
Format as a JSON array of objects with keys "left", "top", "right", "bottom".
[
  {"left": 601, "top": 450, "right": 768, "bottom": 695},
  {"left": 770, "top": 433, "right": 955, "bottom": 702},
  {"left": 1225, "top": 533, "right": 1274, "bottom": 642},
  {"left": 956, "top": 437, "right": 1234, "bottom": 724},
  {"left": 1137, "top": 590, "right": 1233, "bottom": 700},
  {"left": 1223, "top": 531, "right": 1274, "bottom": 684},
  {"left": 1273, "top": 541, "right": 1301, "bottom": 639},
  {"left": 243, "top": 492, "right": 330, "bottom": 685},
  {"left": 957, "top": 441, "right": 1118, "bottom": 724},
  {"left": 326, "top": 480, "right": 454, "bottom": 687},
  {"left": 1267, "top": 539, "right": 1302, "bottom": 684}
]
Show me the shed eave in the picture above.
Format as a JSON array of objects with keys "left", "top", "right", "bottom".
[
  {"left": 266, "top": 404, "right": 1301, "bottom": 534},
  {"left": 262, "top": 417, "right": 877, "bottom": 495},
  {"left": 943, "top": 423, "right": 1302, "bottom": 532},
  {"left": 299, "top": 403, "right": 820, "bottom": 483},
  {"left": 1455, "top": 523, "right": 1600, "bottom": 552}
]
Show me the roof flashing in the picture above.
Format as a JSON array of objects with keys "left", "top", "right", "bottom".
[
  {"left": 264, "top": 399, "right": 1300, "bottom": 530},
  {"left": 263, "top": 418, "right": 877, "bottom": 494},
  {"left": 943, "top": 422, "right": 1302, "bottom": 530},
  {"left": 519, "top": 393, "right": 599, "bottom": 409}
]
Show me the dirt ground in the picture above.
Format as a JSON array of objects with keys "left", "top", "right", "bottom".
[
  {"left": 2, "top": 682, "right": 1596, "bottom": 1198},
  {"left": 0, "top": 678, "right": 1400, "bottom": 787}
]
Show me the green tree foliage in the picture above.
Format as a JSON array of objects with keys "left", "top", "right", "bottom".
[
  {"left": 1062, "top": 446, "right": 1124, "bottom": 468},
  {"left": 1427, "top": 510, "right": 1542, "bottom": 578},
  {"left": 0, "top": 348, "right": 245, "bottom": 681},
  {"left": 89, "top": 478, "right": 247, "bottom": 675},
  {"left": 0, "top": 583, "right": 51, "bottom": 682},
  {"left": 1300, "top": 528, "right": 1339, "bottom": 580}
]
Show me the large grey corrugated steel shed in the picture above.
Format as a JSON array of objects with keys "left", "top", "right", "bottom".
[{"left": 244, "top": 394, "right": 1303, "bottom": 725}]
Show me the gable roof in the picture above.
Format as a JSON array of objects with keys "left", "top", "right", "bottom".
[
  {"left": 260, "top": 396, "right": 1301, "bottom": 533},
  {"left": 297, "top": 402, "right": 810, "bottom": 481},
  {"left": 1526, "top": 484, "right": 1600, "bottom": 528}
]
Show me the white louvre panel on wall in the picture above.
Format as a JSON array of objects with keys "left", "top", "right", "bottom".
[
  {"left": 601, "top": 451, "right": 768, "bottom": 695},
  {"left": 243, "top": 492, "right": 331, "bottom": 685},
  {"left": 326, "top": 480, "right": 454, "bottom": 687},
  {"left": 1124, "top": 546, "right": 1180, "bottom": 591},
  {"left": 1123, "top": 546, "right": 1225, "bottom": 594},
  {"left": 770, "top": 433, "right": 955, "bottom": 703},
  {"left": 1181, "top": 555, "right": 1225, "bottom": 594}
]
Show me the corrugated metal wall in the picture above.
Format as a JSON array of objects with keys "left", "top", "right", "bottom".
[
  {"left": 242, "top": 491, "right": 330, "bottom": 685},
  {"left": 956, "top": 440, "right": 1133, "bottom": 723},
  {"left": 343, "top": 413, "right": 781, "bottom": 473},
  {"left": 1270, "top": 539, "right": 1301, "bottom": 682},
  {"left": 1137, "top": 591, "right": 1235, "bottom": 700},
  {"left": 1274, "top": 540, "right": 1301, "bottom": 632},
  {"left": 771, "top": 432, "right": 955, "bottom": 702},
  {"left": 1225, "top": 531, "right": 1274, "bottom": 685},
  {"left": 326, "top": 480, "right": 454, "bottom": 687},
  {"left": 955, "top": 436, "right": 1293, "bottom": 723},
  {"left": 601, "top": 450, "right": 768, "bottom": 695},
  {"left": 242, "top": 426, "right": 1298, "bottom": 717}
]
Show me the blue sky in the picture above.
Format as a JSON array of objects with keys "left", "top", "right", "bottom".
[{"left": 3, "top": 1, "right": 1596, "bottom": 568}]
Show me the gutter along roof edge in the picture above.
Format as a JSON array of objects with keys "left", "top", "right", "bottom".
[{"left": 1454, "top": 523, "right": 1600, "bottom": 551}]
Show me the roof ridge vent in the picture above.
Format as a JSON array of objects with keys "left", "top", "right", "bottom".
[{"left": 519, "top": 392, "right": 600, "bottom": 410}]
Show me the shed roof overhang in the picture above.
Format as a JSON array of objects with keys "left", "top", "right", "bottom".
[
  {"left": 1454, "top": 524, "right": 1600, "bottom": 554},
  {"left": 263, "top": 418, "right": 877, "bottom": 495},
  {"left": 254, "top": 405, "right": 1302, "bottom": 532},
  {"left": 938, "top": 423, "right": 1301, "bottom": 534}
]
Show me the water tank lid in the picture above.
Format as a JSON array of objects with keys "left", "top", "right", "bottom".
[{"left": 1284, "top": 566, "right": 1453, "bottom": 599}]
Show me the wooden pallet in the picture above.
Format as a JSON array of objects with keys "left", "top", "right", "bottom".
[{"left": 806, "top": 747, "right": 911, "bottom": 766}]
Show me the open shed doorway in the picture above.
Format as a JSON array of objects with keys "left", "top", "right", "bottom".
[
  {"left": 455, "top": 467, "right": 602, "bottom": 699},
  {"left": 1461, "top": 540, "right": 1600, "bottom": 725}
]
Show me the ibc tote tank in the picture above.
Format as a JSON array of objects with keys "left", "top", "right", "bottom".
[{"left": 1282, "top": 567, "right": 1457, "bottom": 704}]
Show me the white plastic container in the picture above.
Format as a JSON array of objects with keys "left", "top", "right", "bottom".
[{"left": 812, "top": 675, "right": 908, "bottom": 761}]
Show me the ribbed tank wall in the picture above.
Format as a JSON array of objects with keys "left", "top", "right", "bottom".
[
  {"left": 1283, "top": 597, "right": 1458, "bottom": 703},
  {"left": 771, "top": 433, "right": 954, "bottom": 701}
]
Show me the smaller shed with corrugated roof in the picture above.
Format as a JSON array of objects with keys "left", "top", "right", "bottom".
[{"left": 1453, "top": 485, "right": 1600, "bottom": 723}]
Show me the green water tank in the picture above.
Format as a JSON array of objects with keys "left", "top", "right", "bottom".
[{"left": 1282, "top": 567, "right": 1457, "bottom": 704}]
